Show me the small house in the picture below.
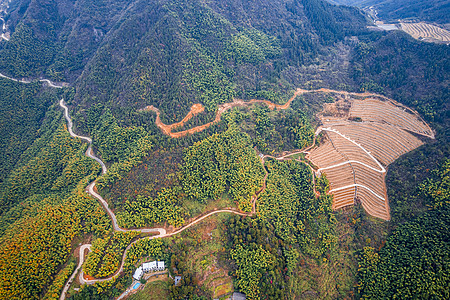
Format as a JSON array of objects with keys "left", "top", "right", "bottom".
[
  {"left": 133, "top": 266, "right": 144, "bottom": 281},
  {"left": 157, "top": 261, "right": 165, "bottom": 271},
  {"left": 174, "top": 276, "right": 182, "bottom": 286}
]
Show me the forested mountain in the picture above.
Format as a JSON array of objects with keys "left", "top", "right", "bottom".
[
  {"left": 0, "top": 0, "right": 448, "bottom": 299},
  {"left": 0, "top": 78, "right": 55, "bottom": 183},
  {"left": 1, "top": 0, "right": 367, "bottom": 122},
  {"left": 330, "top": 0, "right": 450, "bottom": 24}
]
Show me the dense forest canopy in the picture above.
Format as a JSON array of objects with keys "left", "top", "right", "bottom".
[
  {"left": 0, "top": 0, "right": 448, "bottom": 299},
  {"left": 0, "top": 78, "right": 54, "bottom": 184},
  {"left": 1, "top": 0, "right": 368, "bottom": 123},
  {"left": 358, "top": 159, "right": 450, "bottom": 299}
]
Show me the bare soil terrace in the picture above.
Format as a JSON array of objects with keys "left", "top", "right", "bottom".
[
  {"left": 307, "top": 95, "right": 434, "bottom": 220},
  {"left": 400, "top": 22, "right": 450, "bottom": 43}
]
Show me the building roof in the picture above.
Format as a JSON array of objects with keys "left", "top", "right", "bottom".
[
  {"left": 157, "top": 261, "right": 165, "bottom": 269},
  {"left": 150, "top": 261, "right": 157, "bottom": 269},
  {"left": 174, "top": 276, "right": 182, "bottom": 286},
  {"left": 133, "top": 267, "right": 144, "bottom": 280},
  {"left": 142, "top": 261, "right": 157, "bottom": 270},
  {"left": 142, "top": 262, "right": 151, "bottom": 270}
]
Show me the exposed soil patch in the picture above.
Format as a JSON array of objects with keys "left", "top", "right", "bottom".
[
  {"left": 400, "top": 22, "right": 450, "bottom": 43},
  {"left": 306, "top": 94, "right": 434, "bottom": 220},
  {"left": 320, "top": 99, "right": 351, "bottom": 118},
  {"left": 83, "top": 273, "right": 95, "bottom": 281}
]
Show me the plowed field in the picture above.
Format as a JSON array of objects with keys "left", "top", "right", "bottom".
[
  {"left": 307, "top": 95, "right": 433, "bottom": 220},
  {"left": 400, "top": 22, "right": 450, "bottom": 43}
]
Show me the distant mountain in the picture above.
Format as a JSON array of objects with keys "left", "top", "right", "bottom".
[{"left": 329, "top": 0, "right": 450, "bottom": 24}]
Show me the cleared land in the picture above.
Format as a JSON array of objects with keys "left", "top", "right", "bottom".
[
  {"left": 139, "top": 89, "right": 303, "bottom": 138},
  {"left": 307, "top": 96, "right": 433, "bottom": 220},
  {"left": 400, "top": 22, "right": 450, "bottom": 43}
]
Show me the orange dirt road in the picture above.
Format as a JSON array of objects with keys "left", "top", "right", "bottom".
[
  {"left": 140, "top": 89, "right": 305, "bottom": 138},
  {"left": 141, "top": 88, "right": 434, "bottom": 139}
]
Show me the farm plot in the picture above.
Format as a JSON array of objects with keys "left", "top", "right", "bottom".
[
  {"left": 307, "top": 95, "right": 434, "bottom": 220},
  {"left": 331, "top": 123, "right": 423, "bottom": 166},
  {"left": 400, "top": 22, "right": 450, "bottom": 43},
  {"left": 350, "top": 98, "right": 434, "bottom": 138}
]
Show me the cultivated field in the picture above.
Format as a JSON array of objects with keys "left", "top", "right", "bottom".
[
  {"left": 307, "top": 95, "right": 434, "bottom": 220},
  {"left": 400, "top": 22, "right": 450, "bottom": 43}
]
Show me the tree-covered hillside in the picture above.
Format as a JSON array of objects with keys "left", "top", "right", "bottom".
[
  {"left": 0, "top": 95, "right": 111, "bottom": 299},
  {"left": 0, "top": 78, "right": 54, "bottom": 184},
  {"left": 358, "top": 159, "right": 450, "bottom": 299}
]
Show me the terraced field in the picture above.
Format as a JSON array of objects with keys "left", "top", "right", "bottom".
[
  {"left": 307, "top": 95, "right": 434, "bottom": 220},
  {"left": 400, "top": 22, "right": 450, "bottom": 43}
]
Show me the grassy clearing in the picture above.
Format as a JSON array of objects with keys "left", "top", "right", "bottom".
[
  {"left": 290, "top": 152, "right": 305, "bottom": 160},
  {"left": 214, "top": 281, "right": 233, "bottom": 298},
  {"left": 128, "top": 280, "right": 170, "bottom": 300},
  {"left": 168, "top": 213, "right": 235, "bottom": 298},
  {"left": 183, "top": 193, "right": 234, "bottom": 219}
]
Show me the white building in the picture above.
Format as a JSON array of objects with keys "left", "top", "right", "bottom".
[
  {"left": 133, "top": 266, "right": 144, "bottom": 281},
  {"left": 135, "top": 260, "right": 165, "bottom": 280},
  {"left": 157, "top": 261, "right": 165, "bottom": 271},
  {"left": 142, "top": 261, "right": 157, "bottom": 272}
]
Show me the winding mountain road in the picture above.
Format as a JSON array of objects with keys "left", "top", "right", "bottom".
[
  {"left": 59, "top": 245, "right": 91, "bottom": 300},
  {"left": 141, "top": 89, "right": 306, "bottom": 138},
  {"left": 77, "top": 208, "right": 253, "bottom": 285},
  {"left": 0, "top": 72, "right": 68, "bottom": 87},
  {"left": 61, "top": 99, "right": 166, "bottom": 236},
  {"left": 58, "top": 99, "right": 264, "bottom": 298}
]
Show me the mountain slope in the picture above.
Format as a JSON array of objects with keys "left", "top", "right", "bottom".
[
  {"left": 1, "top": 0, "right": 368, "bottom": 123},
  {"left": 0, "top": 1, "right": 448, "bottom": 299},
  {"left": 331, "top": 0, "right": 450, "bottom": 24}
]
